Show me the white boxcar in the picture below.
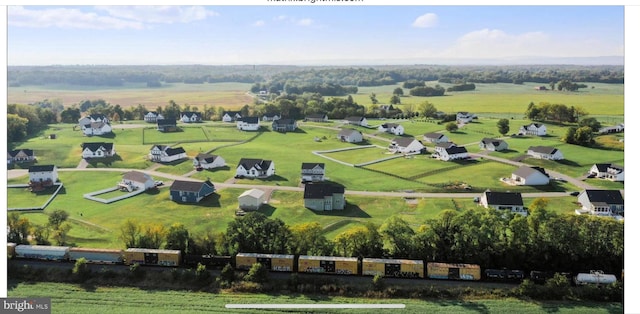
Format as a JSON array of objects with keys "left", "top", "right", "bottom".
[
  {"left": 69, "top": 248, "right": 124, "bottom": 264},
  {"left": 574, "top": 272, "right": 617, "bottom": 285},
  {"left": 15, "top": 245, "right": 70, "bottom": 261}
]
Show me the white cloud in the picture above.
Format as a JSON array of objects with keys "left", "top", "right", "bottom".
[
  {"left": 253, "top": 20, "right": 266, "bottom": 27},
  {"left": 8, "top": 6, "right": 144, "bottom": 30},
  {"left": 412, "top": 13, "right": 438, "bottom": 28},
  {"left": 95, "top": 6, "right": 218, "bottom": 24},
  {"left": 274, "top": 15, "right": 288, "bottom": 21},
  {"left": 297, "top": 18, "right": 314, "bottom": 27}
]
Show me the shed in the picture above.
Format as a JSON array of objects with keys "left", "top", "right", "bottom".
[{"left": 238, "top": 188, "right": 267, "bottom": 211}]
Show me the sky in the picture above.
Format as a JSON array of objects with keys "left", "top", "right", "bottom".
[{"left": 6, "top": 5, "right": 625, "bottom": 65}]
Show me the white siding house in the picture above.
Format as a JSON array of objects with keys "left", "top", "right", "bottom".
[
  {"left": 148, "top": 145, "right": 187, "bottom": 163},
  {"left": 344, "top": 116, "right": 368, "bottom": 127},
  {"left": 527, "top": 146, "right": 564, "bottom": 160},
  {"left": 337, "top": 129, "right": 363, "bottom": 143},
  {"left": 589, "top": 164, "right": 624, "bottom": 182},
  {"left": 81, "top": 142, "right": 116, "bottom": 159},
  {"left": 301, "top": 163, "right": 326, "bottom": 182},
  {"left": 511, "top": 166, "right": 550, "bottom": 186},
  {"left": 180, "top": 112, "right": 202, "bottom": 123},
  {"left": 519, "top": 123, "right": 547, "bottom": 136},
  {"left": 193, "top": 153, "right": 226, "bottom": 169},
  {"left": 28, "top": 165, "right": 58, "bottom": 186},
  {"left": 378, "top": 123, "right": 404, "bottom": 135},
  {"left": 237, "top": 117, "right": 260, "bottom": 131},
  {"left": 120, "top": 171, "right": 155, "bottom": 192},
  {"left": 423, "top": 132, "right": 449, "bottom": 144},
  {"left": 456, "top": 112, "right": 475, "bottom": 123},
  {"left": 222, "top": 111, "right": 242, "bottom": 122},
  {"left": 480, "top": 190, "right": 527, "bottom": 216},
  {"left": 479, "top": 138, "right": 508, "bottom": 151},
  {"left": 236, "top": 158, "right": 275, "bottom": 178},
  {"left": 144, "top": 112, "right": 164, "bottom": 123},
  {"left": 576, "top": 190, "right": 624, "bottom": 217},
  {"left": 388, "top": 137, "right": 425, "bottom": 154}
]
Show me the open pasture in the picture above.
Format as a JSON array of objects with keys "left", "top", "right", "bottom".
[{"left": 8, "top": 82, "right": 254, "bottom": 110}]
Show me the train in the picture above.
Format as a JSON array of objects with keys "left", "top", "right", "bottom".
[{"left": 7, "top": 243, "right": 618, "bottom": 286}]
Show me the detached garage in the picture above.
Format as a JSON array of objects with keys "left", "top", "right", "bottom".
[{"left": 238, "top": 189, "right": 266, "bottom": 211}]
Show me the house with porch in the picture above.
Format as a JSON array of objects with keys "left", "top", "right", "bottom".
[
  {"left": 576, "top": 189, "right": 624, "bottom": 217},
  {"left": 589, "top": 163, "right": 624, "bottom": 182},
  {"left": 272, "top": 119, "right": 297, "bottom": 132},
  {"left": 180, "top": 112, "right": 202, "bottom": 123},
  {"left": 262, "top": 113, "right": 281, "bottom": 122},
  {"left": 8, "top": 149, "right": 36, "bottom": 164},
  {"left": 236, "top": 158, "right": 275, "bottom": 178},
  {"left": 28, "top": 165, "right": 58, "bottom": 191},
  {"left": 81, "top": 142, "right": 116, "bottom": 159},
  {"left": 519, "top": 123, "right": 547, "bottom": 136},
  {"left": 148, "top": 145, "right": 187, "bottom": 163},
  {"left": 456, "top": 112, "right": 476, "bottom": 123},
  {"left": 120, "top": 171, "right": 155, "bottom": 192},
  {"left": 480, "top": 190, "right": 527, "bottom": 216},
  {"left": 169, "top": 180, "right": 215, "bottom": 203},
  {"left": 301, "top": 162, "right": 325, "bottom": 182},
  {"left": 237, "top": 117, "right": 260, "bottom": 131},
  {"left": 222, "top": 111, "right": 242, "bottom": 122},
  {"left": 303, "top": 183, "right": 345, "bottom": 211},
  {"left": 144, "top": 112, "right": 164, "bottom": 123},
  {"left": 378, "top": 123, "right": 404, "bottom": 135}
]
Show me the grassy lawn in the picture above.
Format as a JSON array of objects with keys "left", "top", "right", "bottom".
[
  {"left": 7, "top": 185, "right": 58, "bottom": 209},
  {"left": 143, "top": 127, "right": 209, "bottom": 144},
  {"left": 321, "top": 147, "right": 389, "bottom": 165},
  {"left": 7, "top": 280, "right": 622, "bottom": 314}
]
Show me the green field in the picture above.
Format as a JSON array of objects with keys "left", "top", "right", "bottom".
[{"left": 7, "top": 281, "right": 622, "bottom": 314}]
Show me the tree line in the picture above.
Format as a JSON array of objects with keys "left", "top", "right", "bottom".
[{"left": 9, "top": 65, "right": 623, "bottom": 88}]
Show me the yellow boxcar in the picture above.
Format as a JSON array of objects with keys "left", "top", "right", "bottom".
[
  {"left": 427, "top": 262, "right": 481, "bottom": 281},
  {"left": 7, "top": 243, "right": 16, "bottom": 258},
  {"left": 124, "top": 248, "right": 181, "bottom": 266},
  {"left": 362, "top": 258, "right": 424, "bottom": 278},
  {"left": 298, "top": 255, "right": 358, "bottom": 275},
  {"left": 235, "top": 253, "right": 294, "bottom": 272}
]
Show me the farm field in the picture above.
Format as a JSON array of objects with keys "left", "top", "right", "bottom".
[
  {"left": 8, "top": 82, "right": 255, "bottom": 110},
  {"left": 7, "top": 280, "right": 623, "bottom": 314}
]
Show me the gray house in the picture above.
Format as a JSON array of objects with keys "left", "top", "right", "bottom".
[
  {"left": 304, "top": 183, "right": 345, "bottom": 211},
  {"left": 272, "top": 119, "right": 297, "bottom": 132}
]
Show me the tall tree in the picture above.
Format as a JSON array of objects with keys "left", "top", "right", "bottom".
[
  {"left": 165, "top": 223, "right": 190, "bottom": 253},
  {"left": 378, "top": 217, "right": 415, "bottom": 258},
  {"left": 418, "top": 101, "right": 437, "bottom": 118},
  {"left": 497, "top": 118, "right": 510, "bottom": 135},
  {"left": 392, "top": 87, "right": 404, "bottom": 96},
  {"left": 446, "top": 122, "right": 458, "bottom": 132}
]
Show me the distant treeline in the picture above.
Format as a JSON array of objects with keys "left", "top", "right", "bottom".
[{"left": 8, "top": 64, "right": 623, "bottom": 90}]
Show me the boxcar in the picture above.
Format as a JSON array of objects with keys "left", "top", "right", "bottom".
[
  {"left": 15, "top": 245, "right": 70, "bottom": 261},
  {"left": 235, "top": 253, "right": 294, "bottom": 272},
  {"left": 362, "top": 258, "right": 424, "bottom": 278},
  {"left": 298, "top": 255, "right": 358, "bottom": 275},
  {"left": 124, "top": 248, "right": 181, "bottom": 266},
  {"left": 7, "top": 243, "right": 16, "bottom": 258},
  {"left": 184, "top": 254, "right": 232, "bottom": 268},
  {"left": 485, "top": 268, "right": 525, "bottom": 282},
  {"left": 69, "top": 247, "right": 124, "bottom": 264},
  {"left": 427, "top": 262, "right": 481, "bottom": 281}
]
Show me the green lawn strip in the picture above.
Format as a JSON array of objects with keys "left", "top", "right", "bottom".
[
  {"left": 7, "top": 185, "right": 58, "bottom": 209},
  {"left": 7, "top": 280, "right": 622, "bottom": 314}
]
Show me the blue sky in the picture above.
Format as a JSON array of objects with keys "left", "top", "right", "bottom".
[{"left": 7, "top": 5, "right": 624, "bottom": 65}]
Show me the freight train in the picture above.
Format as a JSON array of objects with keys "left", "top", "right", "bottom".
[{"left": 7, "top": 243, "right": 618, "bottom": 286}]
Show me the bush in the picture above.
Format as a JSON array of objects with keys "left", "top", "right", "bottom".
[
  {"left": 220, "top": 263, "right": 235, "bottom": 283},
  {"left": 195, "top": 263, "right": 210, "bottom": 282},
  {"left": 372, "top": 274, "right": 386, "bottom": 291},
  {"left": 72, "top": 258, "right": 91, "bottom": 281},
  {"left": 243, "top": 263, "right": 269, "bottom": 283},
  {"left": 128, "top": 263, "right": 145, "bottom": 280}
]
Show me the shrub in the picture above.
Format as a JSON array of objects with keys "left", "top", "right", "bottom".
[
  {"left": 220, "top": 263, "right": 235, "bottom": 283},
  {"left": 72, "top": 258, "right": 91, "bottom": 281},
  {"left": 195, "top": 263, "right": 210, "bottom": 282},
  {"left": 372, "top": 274, "right": 386, "bottom": 291},
  {"left": 128, "top": 263, "right": 145, "bottom": 280},
  {"left": 243, "top": 263, "right": 268, "bottom": 284}
]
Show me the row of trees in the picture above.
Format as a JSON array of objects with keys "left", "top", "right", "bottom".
[
  {"left": 7, "top": 103, "right": 57, "bottom": 142},
  {"left": 8, "top": 210, "right": 72, "bottom": 246},
  {"left": 524, "top": 102, "right": 588, "bottom": 123},
  {"left": 110, "top": 200, "right": 624, "bottom": 276},
  {"left": 10, "top": 65, "right": 623, "bottom": 88}
]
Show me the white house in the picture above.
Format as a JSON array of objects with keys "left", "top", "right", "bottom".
[
  {"left": 423, "top": 132, "right": 449, "bottom": 144},
  {"left": 511, "top": 166, "right": 550, "bottom": 186},
  {"left": 598, "top": 123, "right": 624, "bottom": 134},
  {"left": 589, "top": 163, "right": 624, "bottom": 182},
  {"left": 120, "top": 171, "right": 155, "bottom": 192},
  {"left": 238, "top": 189, "right": 266, "bottom": 211},
  {"left": 180, "top": 112, "right": 202, "bottom": 123},
  {"left": 237, "top": 117, "right": 260, "bottom": 131},
  {"left": 78, "top": 114, "right": 109, "bottom": 126},
  {"left": 81, "top": 142, "right": 116, "bottom": 159},
  {"left": 144, "top": 112, "right": 164, "bottom": 123},
  {"left": 301, "top": 163, "right": 326, "bottom": 182},
  {"left": 193, "top": 153, "right": 226, "bottom": 169},
  {"left": 28, "top": 165, "right": 58, "bottom": 189},
  {"left": 236, "top": 158, "right": 275, "bottom": 178},
  {"left": 378, "top": 123, "right": 404, "bottom": 135},
  {"left": 388, "top": 137, "right": 425, "bottom": 154},
  {"left": 436, "top": 146, "right": 469, "bottom": 161},
  {"left": 527, "top": 146, "right": 564, "bottom": 160},
  {"left": 306, "top": 113, "right": 329, "bottom": 122},
  {"left": 456, "top": 112, "right": 475, "bottom": 123},
  {"left": 576, "top": 189, "right": 624, "bottom": 217},
  {"left": 262, "top": 113, "right": 281, "bottom": 121},
  {"left": 479, "top": 138, "right": 509, "bottom": 151},
  {"left": 480, "top": 190, "right": 527, "bottom": 216},
  {"left": 344, "top": 116, "right": 368, "bottom": 127},
  {"left": 8, "top": 149, "right": 36, "bottom": 164},
  {"left": 148, "top": 145, "right": 187, "bottom": 163},
  {"left": 222, "top": 111, "right": 242, "bottom": 122},
  {"left": 303, "top": 183, "right": 345, "bottom": 211},
  {"left": 337, "top": 129, "right": 363, "bottom": 143},
  {"left": 81, "top": 121, "right": 113, "bottom": 136},
  {"left": 519, "top": 123, "right": 547, "bottom": 136},
  {"left": 434, "top": 142, "right": 457, "bottom": 155}
]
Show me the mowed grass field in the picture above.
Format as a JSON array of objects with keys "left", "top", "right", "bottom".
[{"left": 7, "top": 281, "right": 623, "bottom": 314}]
